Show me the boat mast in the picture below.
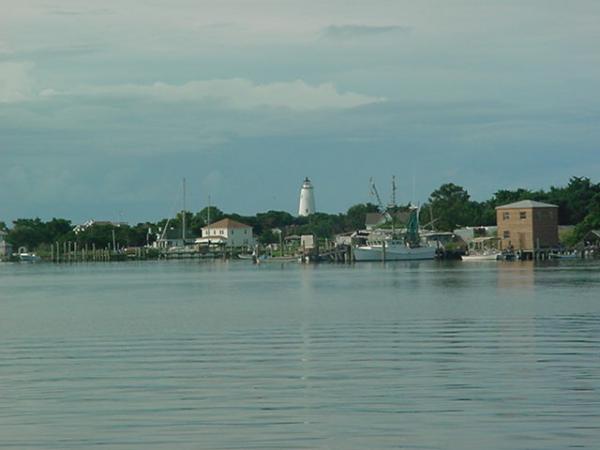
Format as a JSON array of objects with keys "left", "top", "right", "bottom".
[
  {"left": 207, "top": 194, "right": 211, "bottom": 236},
  {"left": 182, "top": 177, "right": 186, "bottom": 244},
  {"left": 390, "top": 175, "right": 396, "bottom": 234}
]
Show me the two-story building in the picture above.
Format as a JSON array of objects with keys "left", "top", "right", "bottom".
[
  {"left": 496, "top": 200, "right": 559, "bottom": 253},
  {"left": 197, "top": 218, "right": 255, "bottom": 248}
]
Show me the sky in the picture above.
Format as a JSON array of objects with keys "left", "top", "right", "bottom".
[{"left": 1, "top": 0, "right": 600, "bottom": 224}]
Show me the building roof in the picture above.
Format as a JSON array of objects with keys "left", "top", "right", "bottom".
[
  {"left": 583, "top": 230, "right": 600, "bottom": 240},
  {"left": 496, "top": 200, "right": 558, "bottom": 209},
  {"left": 203, "top": 218, "right": 252, "bottom": 229}
]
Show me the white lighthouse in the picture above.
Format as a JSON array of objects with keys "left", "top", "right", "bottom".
[{"left": 298, "top": 177, "right": 316, "bottom": 216}]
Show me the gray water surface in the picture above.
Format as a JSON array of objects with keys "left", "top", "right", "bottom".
[{"left": 1, "top": 260, "right": 599, "bottom": 449}]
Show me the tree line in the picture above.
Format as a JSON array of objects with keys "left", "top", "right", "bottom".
[{"left": 2, "top": 176, "right": 599, "bottom": 251}]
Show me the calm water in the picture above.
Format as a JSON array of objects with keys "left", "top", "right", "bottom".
[{"left": 1, "top": 260, "right": 600, "bottom": 449}]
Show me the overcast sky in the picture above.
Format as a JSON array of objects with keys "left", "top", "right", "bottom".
[{"left": 1, "top": 1, "right": 599, "bottom": 223}]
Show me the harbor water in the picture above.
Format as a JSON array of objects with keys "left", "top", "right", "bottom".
[{"left": 1, "top": 260, "right": 600, "bottom": 449}]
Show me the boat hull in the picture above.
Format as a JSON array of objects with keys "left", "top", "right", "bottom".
[
  {"left": 353, "top": 245, "right": 436, "bottom": 261},
  {"left": 461, "top": 254, "right": 500, "bottom": 261}
]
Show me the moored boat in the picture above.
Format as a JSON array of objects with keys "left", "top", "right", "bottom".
[
  {"left": 19, "top": 252, "right": 41, "bottom": 263},
  {"left": 353, "top": 205, "right": 436, "bottom": 262},
  {"left": 354, "top": 240, "right": 436, "bottom": 261},
  {"left": 461, "top": 251, "right": 500, "bottom": 261}
]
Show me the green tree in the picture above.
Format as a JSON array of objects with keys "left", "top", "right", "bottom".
[
  {"left": 573, "top": 192, "right": 600, "bottom": 241},
  {"left": 6, "top": 218, "right": 47, "bottom": 250},
  {"left": 545, "top": 177, "right": 600, "bottom": 225},
  {"left": 198, "top": 206, "right": 224, "bottom": 225},
  {"left": 345, "top": 203, "right": 379, "bottom": 230},
  {"left": 427, "top": 183, "right": 474, "bottom": 231}
]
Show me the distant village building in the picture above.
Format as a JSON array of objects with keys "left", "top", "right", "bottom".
[
  {"left": 197, "top": 218, "right": 255, "bottom": 248},
  {"left": 582, "top": 230, "right": 600, "bottom": 247},
  {"left": 154, "top": 227, "right": 196, "bottom": 249},
  {"left": 0, "top": 230, "right": 12, "bottom": 259},
  {"left": 496, "top": 200, "right": 559, "bottom": 252},
  {"left": 298, "top": 177, "right": 316, "bottom": 217},
  {"left": 300, "top": 234, "right": 316, "bottom": 250}
]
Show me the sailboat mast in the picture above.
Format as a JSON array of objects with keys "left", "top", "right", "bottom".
[
  {"left": 182, "top": 177, "right": 187, "bottom": 243},
  {"left": 207, "top": 194, "right": 211, "bottom": 236}
]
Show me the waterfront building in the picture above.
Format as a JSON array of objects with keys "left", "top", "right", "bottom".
[
  {"left": 198, "top": 218, "right": 255, "bottom": 248},
  {"left": 300, "top": 234, "right": 316, "bottom": 250},
  {"left": 154, "top": 228, "right": 196, "bottom": 249},
  {"left": 298, "top": 177, "right": 316, "bottom": 217},
  {"left": 0, "top": 230, "right": 12, "bottom": 259},
  {"left": 496, "top": 200, "right": 559, "bottom": 252}
]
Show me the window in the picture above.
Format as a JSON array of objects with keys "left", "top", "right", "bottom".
[
  {"left": 503, "top": 212, "right": 510, "bottom": 220},
  {"left": 520, "top": 211, "right": 527, "bottom": 220},
  {"left": 503, "top": 230, "right": 510, "bottom": 239}
]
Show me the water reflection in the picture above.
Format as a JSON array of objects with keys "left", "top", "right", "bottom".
[
  {"left": 496, "top": 260, "right": 536, "bottom": 290},
  {"left": 1, "top": 262, "right": 600, "bottom": 449}
]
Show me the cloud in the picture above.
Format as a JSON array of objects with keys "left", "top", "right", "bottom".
[
  {"left": 0, "top": 61, "right": 36, "bottom": 103},
  {"left": 55, "top": 79, "right": 385, "bottom": 110},
  {"left": 5, "top": 44, "right": 102, "bottom": 60},
  {"left": 321, "top": 24, "right": 410, "bottom": 40},
  {"left": 45, "top": 7, "right": 114, "bottom": 16}
]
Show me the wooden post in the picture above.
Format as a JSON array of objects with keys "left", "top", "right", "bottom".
[{"left": 382, "top": 240, "right": 386, "bottom": 263}]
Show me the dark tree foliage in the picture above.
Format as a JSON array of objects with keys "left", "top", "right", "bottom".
[
  {"left": 345, "top": 203, "right": 380, "bottom": 230},
  {"left": 423, "top": 183, "right": 477, "bottom": 231}
]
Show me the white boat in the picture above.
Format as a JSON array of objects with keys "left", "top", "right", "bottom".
[
  {"left": 19, "top": 252, "right": 41, "bottom": 263},
  {"left": 549, "top": 252, "right": 579, "bottom": 260},
  {"left": 353, "top": 202, "right": 436, "bottom": 262},
  {"left": 354, "top": 239, "right": 436, "bottom": 261},
  {"left": 461, "top": 252, "right": 500, "bottom": 261}
]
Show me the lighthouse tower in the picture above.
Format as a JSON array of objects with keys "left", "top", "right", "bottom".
[{"left": 298, "top": 177, "right": 316, "bottom": 216}]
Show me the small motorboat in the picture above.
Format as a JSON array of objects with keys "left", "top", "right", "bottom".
[
  {"left": 549, "top": 252, "right": 579, "bottom": 260},
  {"left": 461, "top": 251, "right": 500, "bottom": 261},
  {"left": 19, "top": 252, "right": 41, "bottom": 263}
]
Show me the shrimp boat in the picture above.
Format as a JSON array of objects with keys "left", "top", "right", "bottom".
[
  {"left": 353, "top": 206, "right": 436, "bottom": 261},
  {"left": 354, "top": 238, "right": 436, "bottom": 261}
]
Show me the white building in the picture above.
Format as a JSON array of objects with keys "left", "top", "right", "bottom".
[
  {"left": 0, "top": 230, "right": 12, "bottom": 259},
  {"left": 298, "top": 177, "right": 316, "bottom": 217},
  {"left": 197, "top": 218, "right": 255, "bottom": 248}
]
